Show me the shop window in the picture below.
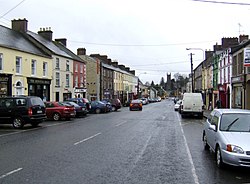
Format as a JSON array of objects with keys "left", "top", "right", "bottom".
[{"left": 16, "top": 57, "right": 22, "bottom": 74}]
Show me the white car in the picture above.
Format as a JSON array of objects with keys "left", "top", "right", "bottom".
[
  {"left": 174, "top": 100, "right": 182, "bottom": 111},
  {"left": 202, "top": 109, "right": 250, "bottom": 168}
]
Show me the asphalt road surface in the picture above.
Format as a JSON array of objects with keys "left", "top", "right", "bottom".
[{"left": 0, "top": 100, "right": 250, "bottom": 184}]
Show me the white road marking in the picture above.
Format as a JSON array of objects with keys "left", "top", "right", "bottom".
[
  {"left": 0, "top": 168, "right": 23, "bottom": 179},
  {"left": 177, "top": 115, "right": 200, "bottom": 184},
  {"left": 115, "top": 121, "right": 127, "bottom": 127},
  {"left": 74, "top": 132, "right": 101, "bottom": 145}
]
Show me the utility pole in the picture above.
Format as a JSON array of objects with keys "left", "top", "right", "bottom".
[{"left": 190, "top": 53, "right": 194, "bottom": 93}]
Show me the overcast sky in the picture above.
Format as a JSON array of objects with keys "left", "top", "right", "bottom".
[{"left": 1, "top": 0, "right": 250, "bottom": 84}]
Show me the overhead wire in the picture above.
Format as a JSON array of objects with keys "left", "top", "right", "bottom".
[
  {"left": 0, "top": 0, "right": 27, "bottom": 19},
  {"left": 190, "top": 0, "right": 250, "bottom": 5}
]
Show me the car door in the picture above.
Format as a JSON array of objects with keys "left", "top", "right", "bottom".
[
  {"left": 0, "top": 98, "right": 13, "bottom": 122},
  {"left": 207, "top": 112, "right": 220, "bottom": 151}
]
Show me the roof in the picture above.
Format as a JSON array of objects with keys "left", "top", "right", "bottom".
[
  {"left": 102, "top": 63, "right": 134, "bottom": 76},
  {"left": 27, "top": 31, "right": 73, "bottom": 59},
  {"left": 214, "top": 108, "right": 250, "bottom": 115},
  {"left": 0, "top": 25, "right": 50, "bottom": 58},
  {"left": 53, "top": 41, "right": 85, "bottom": 63},
  {"left": 230, "top": 39, "right": 250, "bottom": 54}
]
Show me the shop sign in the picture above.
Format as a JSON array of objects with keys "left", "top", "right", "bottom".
[
  {"left": 231, "top": 76, "right": 244, "bottom": 83},
  {"left": 27, "top": 78, "right": 51, "bottom": 84},
  {"left": 75, "top": 88, "right": 87, "bottom": 93},
  {"left": 244, "top": 48, "right": 250, "bottom": 67},
  {"left": 0, "top": 76, "right": 9, "bottom": 82}
]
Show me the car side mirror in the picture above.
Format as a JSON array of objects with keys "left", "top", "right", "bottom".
[{"left": 208, "top": 124, "right": 216, "bottom": 131}]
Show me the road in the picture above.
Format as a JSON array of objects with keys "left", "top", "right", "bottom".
[{"left": 0, "top": 100, "right": 250, "bottom": 184}]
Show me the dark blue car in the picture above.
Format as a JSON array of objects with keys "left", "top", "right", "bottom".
[{"left": 89, "top": 101, "right": 109, "bottom": 114}]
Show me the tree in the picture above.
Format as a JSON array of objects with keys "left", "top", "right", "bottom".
[{"left": 160, "top": 77, "right": 165, "bottom": 87}]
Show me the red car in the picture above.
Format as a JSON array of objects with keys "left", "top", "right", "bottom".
[
  {"left": 129, "top": 99, "right": 143, "bottom": 111},
  {"left": 44, "top": 102, "right": 76, "bottom": 121}
]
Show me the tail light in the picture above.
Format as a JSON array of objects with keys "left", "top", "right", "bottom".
[
  {"left": 139, "top": 103, "right": 142, "bottom": 107},
  {"left": 28, "top": 107, "right": 33, "bottom": 116}
]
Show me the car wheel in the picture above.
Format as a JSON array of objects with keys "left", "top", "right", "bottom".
[
  {"left": 216, "top": 146, "right": 224, "bottom": 168},
  {"left": 203, "top": 133, "right": 209, "bottom": 150},
  {"left": 53, "top": 113, "right": 61, "bottom": 121},
  {"left": 95, "top": 108, "right": 101, "bottom": 114},
  {"left": 12, "top": 117, "right": 24, "bottom": 129},
  {"left": 112, "top": 106, "right": 117, "bottom": 111}
]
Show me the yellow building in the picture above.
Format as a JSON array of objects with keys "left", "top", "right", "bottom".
[{"left": 0, "top": 23, "right": 52, "bottom": 99}]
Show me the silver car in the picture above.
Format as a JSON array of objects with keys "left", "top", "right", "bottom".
[{"left": 202, "top": 109, "right": 250, "bottom": 168}]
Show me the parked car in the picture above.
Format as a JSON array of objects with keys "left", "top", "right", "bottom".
[
  {"left": 140, "top": 98, "right": 149, "bottom": 105},
  {"left": 63, "top": 101, "right": 87, "bottom": 117},
  {"left": 129, "top": 99, "right": 142, "bottom": 111},
  {"left": 0, "top": 96, "right": 46, "bottom": 128},
  {"left": 102, "top": 98, "right": 122, "bottom": 111},
  {"left": 67, "top": 98, "right": 91, "bottom": 112},
  {"left": 44, "top": 101, "right": 76, "bottom": 121},
  {"left": 202, "top": 109, "right": 250, "bottom": 168},
  {"left": 180, "top": 93, "right": 204, "bottom": 118},
  {"left": 174, "top": 100, "right": 182, "bottom": 111},
  {"left": 100, "top": 100, "right": 112, "bottom": 112},
  {"left": 89, "top": 101, "right": 109, "bottom": 114}
]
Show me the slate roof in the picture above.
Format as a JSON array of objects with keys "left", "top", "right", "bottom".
[
  {"left": 54, "top": 41, "right": 85, "bottom": 62},
  {"left": 231, "top": 39, "right": 250, "bottom": 54},
  {"left": 27, "top": 31, "right": 72, "bottom": 59},
  {"left": 0, "top": 25, "right": 50, "bottom": 58}
]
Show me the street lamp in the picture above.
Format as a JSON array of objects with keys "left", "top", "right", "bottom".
[
  {"left": 186, "top": 48, "right": 205, "bottom": 61},
  {"left": 137, "top": 72, "right": 147, "bottom": 98}
]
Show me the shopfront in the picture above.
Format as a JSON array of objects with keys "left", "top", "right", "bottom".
[
  {"left": 27, "top": 77, "right": 51, "bottom": 101},
  {"left": 0, "top": 74, "right": 12, "bottom": 97},
  {"left": 231, "top": 75, "right": 245, "bottom": 109}
]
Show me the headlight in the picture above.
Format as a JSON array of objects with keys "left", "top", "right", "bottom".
[{"left": 226, "top": 144, "right": 244, "bottom": 154}]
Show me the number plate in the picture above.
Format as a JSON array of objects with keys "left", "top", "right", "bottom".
[{"left": 37, "top": 110, "right": 42, "bottom": 113}]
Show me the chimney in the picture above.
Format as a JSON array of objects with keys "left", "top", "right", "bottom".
[
  {"left": 239, "top": 35, "right": 249, "bottom": 43},
  {"left": 125, "top": 67, "right": 130, "bottom": 72},
  {"left": 77, "top": 48, "right": 86, "bottom": 56},
  {"left": 130, "top": 70, "right": 135, "bottom": 75},
  {"left": 205, "top": 50, "right": 214, "bottom": 60},
  {"left": 38, "top": 27, "right": 53, "bottom": 41},
  {"left": 55, "top": 38, "right": 67, "bottom": 47},
  {"left": 221, "top": 37, "right": 238, "bottom": 49},
  {"left": 213, "top": 43, "right": 222, "bottom": 51},
  {"left": 111, "top": 62, "right": 118, "bottom": 67},
  {"left": 12, "top": 19, "right": 28, "bottom": 33},
  {"left": 118, "top": 64, "right": 126, "bottom": 71}
]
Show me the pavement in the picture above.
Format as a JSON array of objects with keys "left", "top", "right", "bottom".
[{"left": 203, "top": 110, "right": 211, "bottom": 118}]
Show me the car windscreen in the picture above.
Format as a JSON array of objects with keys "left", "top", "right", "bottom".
[
  {"left": 30, "top": 97, "right": 44, "bottom": 106},
  {"left": 220, "top": 113, "right": 250, "bottom": 132}
]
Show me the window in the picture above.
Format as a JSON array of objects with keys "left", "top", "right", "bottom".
[
  {"left": 16, "top": 57, "right": 22, "bottom": 74},
  {"left": 80, "top": 76, "right": 83, "bottom": 87},
  {"left": 55, "top": 72, "right": 60, "bottom": 87},
  {"left": 66, "top": 60, "right": 69, "bottom": 71},
  {"left": 43, "top": 62, "right": 48, "bottom": 77},
  {"left": 80, "top": 64, "right": 83, "bottom": 73},
  {"left": 56, "top": 58, "right": 60, "bottom": 69},
  {"left": 31, "top": 60, "right": 36, "bottom": 75},
  {"left": 66, "top": 74, "right": 70, "bottom": 87},
  {"left": 0, "top": 53, "right": 2, "bottom": 70},
  {"left": 75, "top": 63, "right": 78, "bottom": 72},
  {"left": 74, "top": 77, "right": 78, "bottom": 87}
]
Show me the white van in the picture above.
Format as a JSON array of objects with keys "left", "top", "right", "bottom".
[{"left": 180, "top": 93, "right": 204, "bottom": 118}]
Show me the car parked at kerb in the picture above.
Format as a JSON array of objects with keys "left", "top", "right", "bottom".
[
  {"left": 44, "top": 101, "right": 76, "bottom": 121},
  {"left": 203, "top": 108, "right": 250, "bottom": 168}
]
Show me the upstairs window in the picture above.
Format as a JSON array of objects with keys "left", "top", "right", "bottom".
[
  {"left": 0, "top": 53, "right": 3, "bottom": 70},
  {"left": 55, "top": 72, "right": 60, "bottom": 87},
  {"left": 75, "top": 63, "right": 78, "bottom": 72},
  {"left": 66, "top": 74, "right": 70, "bottom": 87},
  {"left": 66, "top": 60, "right": 70, "bottom": 71},
  {"left": 55, "top": 58, "right": 60, "bottom": 69},
  {"left": 16, "top": 57, "right": 22, "bottom": 74},
  {"left": 43, "top": 62, "right": 48, "bottom": 77},
  {"left": 31, "top": 60, "right": 36, "bottom": 75},
  {"left": 80, "top": 64, "right": 83, "bottom": 73}
]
